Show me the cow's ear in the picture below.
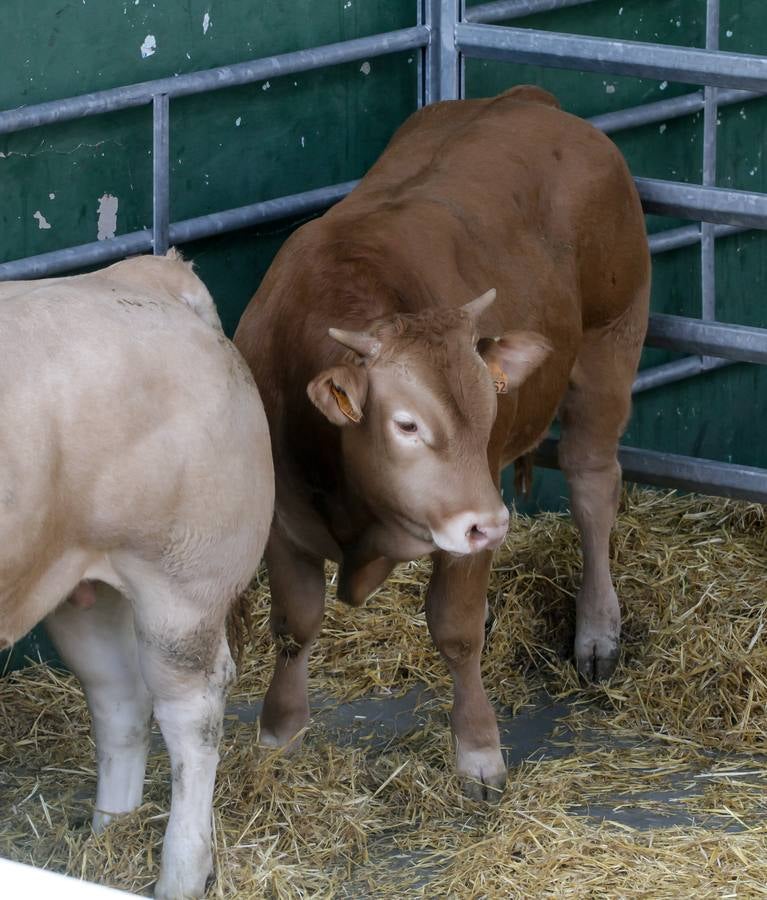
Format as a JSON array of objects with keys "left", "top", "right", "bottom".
[
  {"left": 477, "top": 331, "right": 551, "bottom": 394},
  {"left": 307, "top": 364, "right": 369, "bottom": 426}
]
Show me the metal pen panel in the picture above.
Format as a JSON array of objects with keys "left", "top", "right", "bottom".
[
  {"left": 646, "top": 314, "right": 767, "bottom": 365},
  {"left": 535, "top": 437, "right": 767, "bottom": 503},
  {"left": 0, "top": 27, "right": 430, "bottom": 135},
  {"left": 636, "top": 178, "right": 767, "bottom": 229},
  {"left": 455, "top": 23, "right": 767, "bottom": 92},
  {"left": 465, "top": 0, "right": 598, "bottom": 24},
  {"left": 0, "top": 181, "right": 359, "bottom": 281}
]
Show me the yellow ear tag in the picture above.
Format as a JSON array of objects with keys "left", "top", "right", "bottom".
[
  {"left": 488, "top": 361, "right": 509, "bottom": 395},
  {"left": 330, "top": 383, "right": 362, "bottom": 423}
]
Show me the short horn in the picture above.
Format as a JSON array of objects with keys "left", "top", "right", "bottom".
[
  {"left": 328, "top": 327, "right": 381, "bottom": 359},
  {"left": 460, "top": 288, "right": 497, "bottom": 322}
]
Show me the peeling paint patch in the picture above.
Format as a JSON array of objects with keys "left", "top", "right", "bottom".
[
  {"left": 360, "top": 61, "right": 371, "bottom": 76},
  {"left": 235, "top": 116, "right": 242, "bottom": 126},
  {"left": 49, "top": 192, "right": 56, "bottom": 199},
  {"left": 97, "top": 194, "right": 119, "bottom": 241},
  {"left": 140, "top": 34, "right": 157, "bottom": 59},
  {"left": 300, "top": 135, "right": 305, "bottom": 147},
  {"left": 202, "top": 12, "right": 211, "bottom": 34},
  {"left": 33, "top": 211, "right": 52, "bottom": 230},
  {"left": 262, "top": 81, "right": 270, "bottom": 91}
]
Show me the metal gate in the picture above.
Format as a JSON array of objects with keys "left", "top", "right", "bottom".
[{"left": 2, "top": 0, "right": 767, "bottom": 500}]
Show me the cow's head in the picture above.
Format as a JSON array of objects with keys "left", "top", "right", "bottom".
[{"left": 307, "top": 289, "right": 550, "bottom": 557}]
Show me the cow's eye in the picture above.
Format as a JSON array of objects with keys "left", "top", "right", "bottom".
[{"left": 396, "top": 420, "right": 418, "bottom": 434}]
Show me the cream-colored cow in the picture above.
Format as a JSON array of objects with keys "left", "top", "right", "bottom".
[{"left": 0, "top": 251, "right": 274, "bottom": 899}]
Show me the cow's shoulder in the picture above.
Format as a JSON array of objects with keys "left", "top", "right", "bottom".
[{"left": 496, "top": 85, "right": 561, "bottom": 109}]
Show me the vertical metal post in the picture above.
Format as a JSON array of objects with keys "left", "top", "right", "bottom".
[
  {"left": 423, "top": 0, "right": 461, "bottom": 103},
  {"left": 700, "top": 0, "right": 719, "bottom": 346},
  {"left": 152, "top": 93, "right": 170, "bottom": 256}
]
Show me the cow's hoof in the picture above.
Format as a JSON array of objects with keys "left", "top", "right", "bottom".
[
  {"left": 457, "top": 748, "right": 507, "bottom": 802},
  {"left": 154, "top": 857, "right": 211, "bottom": 900},
  {"left": 257, "top": 720, "right": 307, "bottom": 757},
  {"left": 575, "top": 638, "right": 620, "bottom": 682}
]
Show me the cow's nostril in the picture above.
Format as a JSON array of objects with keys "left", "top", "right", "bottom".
[{"left": 468, "top": 525, "right": 487, "bottom": 541}]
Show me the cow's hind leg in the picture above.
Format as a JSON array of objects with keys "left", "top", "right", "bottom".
[
  {"left": 259, "top": 529, "right": 326, "bottom": 750},
  {"left": 427, "top": 551, "right": 505, "bottom": 801},
  {"left": 130, "top": 577, "right": 235, "bottom": 900},
  {"left": 45, "top": 583, "right": 152, "bottom": 830},
  {"left": 558, "top": 314, "right": 644, "bottom": 680}
]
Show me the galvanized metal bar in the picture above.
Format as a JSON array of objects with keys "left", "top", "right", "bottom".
[
  {"left": 646, "top": 313, "right": 767, "bottom": 365},
  {"left": 169, "top": 180, "right": 358, "bottom": 244},
  {"left": 0, "top": 180, "right": 359, "bottom": 281},
  {"left": 437, "top": 0, "right": 461, "bottom": 100},
  {"left": 0, "top": 232, "right": 153, "bottom": 281},
  {"left": 421, "top": 0, "right": 444, "bottom": 105},
  {"left": 648, "top": 222, "right": 746, "bottom": 255},
  {"left": 0, "top": 27, "right": 430, "bottom": 134},
  {"left": 589, "top": 87, "right": 760, "bottom": 135},
  {"left": 632, "top": 356, "right": 733, "bottom": 394},
  {"left": 535, "top": 436, "right": 767, "bottom": 503},
  {"left": 152, "top": 94, "right": 170, "bottom": 256},
  {"left": 636, "top": 177, "right": 767, "bottom": 229},
  {"left": 700, "top": 0, "right": 720, "bottom": 377},
  {"left": 465, "top": 0, "right": 597, "bottom": 24},
  {"left": 454, "top": 23, "right": 767, "bottom": 92}
]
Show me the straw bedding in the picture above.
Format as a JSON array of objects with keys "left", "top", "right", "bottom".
[{"left": 0, "top": 489, "right": 765, "bottom": 896}]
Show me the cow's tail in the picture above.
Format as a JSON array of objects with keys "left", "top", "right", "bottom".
[
  {"left": 513, "top": 452, "right": 535, "bottom": 500},
  {"left": 165, "top": 247, "right": 224, "bottom": 332}
]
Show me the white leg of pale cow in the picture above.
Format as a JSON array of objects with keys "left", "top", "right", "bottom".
[
  {"left": 44, "top": 584, "right": 152, "bottom": 828},
  {"left": 133, "top": 589, "right": 234, "bottom": 900}
]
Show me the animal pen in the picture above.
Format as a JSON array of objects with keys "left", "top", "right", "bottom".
[{"left": 1, "top": 0, "right": 767, "bottom": 896}]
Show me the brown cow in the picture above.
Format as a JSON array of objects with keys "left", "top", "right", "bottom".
[{"left": 235, "top": 86, "right": 650, "bottom": 799}]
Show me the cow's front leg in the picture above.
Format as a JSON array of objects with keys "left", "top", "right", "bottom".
[
  {"left": 427, "top": 551, "right": 506, "bottom": 801},
  {"left": 259, "top": 528, "right": 326, "bottom": 751}
]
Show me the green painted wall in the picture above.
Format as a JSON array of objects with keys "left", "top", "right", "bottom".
[{"left": 2, "top": 0, "right": 766, "bottom": 665}]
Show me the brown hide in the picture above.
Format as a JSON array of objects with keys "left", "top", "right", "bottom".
[
  {"left": 235, "top": 85, "right": 649, "bottom": 573},
  {"left": 235, "top": 85, "right": 650, "bottom": 798}
]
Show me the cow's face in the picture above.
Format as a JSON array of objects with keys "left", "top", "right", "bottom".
[{"left": 308, "top": 290, "right": 550, "bottom": 557}]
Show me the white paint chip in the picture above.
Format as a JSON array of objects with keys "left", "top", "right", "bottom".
[
  {"left": 605, "top": 83, "right": 615, "bottom": 94},
  {"left": 48, "top": 192, "right": 56, "bottom": 200},
  {"left": 97, "top": 194, "right": 119, "bottom": 241},
  {"left": 33, "top": 211, "right": 52, "bottom": 230},
  {"left": 300, "top": 135, "right": 305, "bottom": 147},
  {"left": 140, "top": 34, "right": 156, "bottom": 59},
  {"left": 659, "top": 123, "right": 667, "bottom": 134},
  {"left": 202, "top": 12, "right": 211, "bottom": 34},
  {"left": 659, "top": 80, "right": 668, "bottom": 90},
  {"left": 262, "top": 81, "right": 270, "bottom": 90},
  {"left": 360, "top": 61, "right": 371, "bottom": 75},
  {"left": 235, "top": 116, "right": 242, "bottom": 126},
  {"left": 726, "top": 29, "right": 733, "bottom": 38}
]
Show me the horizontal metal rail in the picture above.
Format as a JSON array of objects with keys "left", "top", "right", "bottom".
[
  {"left": 648, "top": 223, "right": 746, "bottom": 255},
  {"left": 535, "top": 437, "right": 767, "bottom": 502},
  {"left": 632, "top": 356, "right": 733, "bottom": 394},
  {"left": 646, "top": 314, "right": 767, "bottom": 365},
  {"left": 636, "top": 178, "right": 767, "bottom": 229},
  {"left": 590, "top": 87, "right": 761, "bottom": 135},
  {"left": 0, "top": 27, "right": 429, "bottom": 134},
  {"left": 455, "top": 23, "right": 767, "bottom": 92},
  {"left": 465, "top": 0, "right": 598, "bottom": 24},
  {"left": 0, "top": 181, "right": 358, "bottom": 280}
]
